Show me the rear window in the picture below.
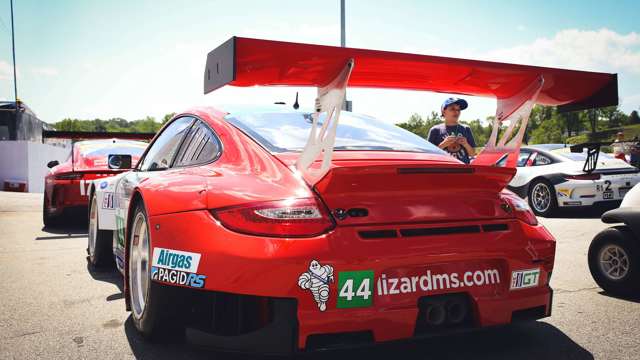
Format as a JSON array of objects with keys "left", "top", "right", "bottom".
[
  {"left": 552, "top": 148, "right": 612, "bottom": 161},
  {"left": 225, "top": 111, "right": 446, "bottom": 154},
  {"left": 76, "top": 141, "right": 146, "bottom": 157}
]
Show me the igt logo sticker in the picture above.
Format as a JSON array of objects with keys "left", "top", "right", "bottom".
[
  {"left": 337, "top": 270, "right": 374, "bottom": 309},
  {"left": 510, "top": 268, "right": 540, "bottom": 290}
]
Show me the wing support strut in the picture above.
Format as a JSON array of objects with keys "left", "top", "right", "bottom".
[
  {"left": 473, "top": 76, "right": 544, "bottom": 168},
  {"left": 295, "top": 59, "right": 354, "bottom": 185}
]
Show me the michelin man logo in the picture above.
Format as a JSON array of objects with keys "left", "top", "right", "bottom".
[{"left": 298, "top": 260, "right": 334, "bottom": 311}]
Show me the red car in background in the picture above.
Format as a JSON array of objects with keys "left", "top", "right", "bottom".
[{"left": 43, "top": 134, "right": 151, "bottom": 226}]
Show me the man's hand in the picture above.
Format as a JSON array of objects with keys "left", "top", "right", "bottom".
[
  {"left": 439, "top": 135, "right": 457, "bottom": 149},
  {"left": 457, "top": 135, "right": 476, "bottom": 156}
]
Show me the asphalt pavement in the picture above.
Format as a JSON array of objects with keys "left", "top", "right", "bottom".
[{"left": 1, "top": 191, "right": 639, "bottom": 359}]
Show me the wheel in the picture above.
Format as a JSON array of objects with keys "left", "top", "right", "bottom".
[
  {"left": 87, "top": 190, "right": 114, "bottom": 268},
  {"left": 128, "top": 202, "right": 183, "bottom": 340},
  {"left": 42, "top": 190, "right": 59, "bottom": 228},
  {"left": 588, "top": 227, "right": 640, "bottom": 297},
  {"left": 528, "top": 179, "right": 558, "bottom": 217}
]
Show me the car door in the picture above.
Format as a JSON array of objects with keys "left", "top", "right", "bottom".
[{"left": 114, "top": 116, "right": 196, "bottom": 253}]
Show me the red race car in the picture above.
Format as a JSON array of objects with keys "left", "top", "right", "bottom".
[
  {"left": 89, "top": 37, "right": 617, "bottom": 354},
  {"left": 43, "top": 132, "right": 152, "bottom": 226}
]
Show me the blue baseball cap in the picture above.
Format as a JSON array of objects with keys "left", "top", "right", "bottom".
[{"left": 441, "top": 97, "right": 468, "bottom": 113}]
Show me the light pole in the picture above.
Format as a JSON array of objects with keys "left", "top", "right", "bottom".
[
  {"left": 340, "top": 0, "right": 352, "bottom": 111},
  {"left": 10, "top": 0, "right": 18, "bottom": 106}
]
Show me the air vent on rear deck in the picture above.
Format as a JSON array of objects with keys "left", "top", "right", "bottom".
[
  {"left": 481, "top": 223, "right": 509, "bottom": 232},
  {"left": 397, "top": 167, "right": 475, "bottom": 174},
  {"left": 400, "top": 225, "right": 481, "bottom": 237},
  {"left": 358, "top": 223, "right": 509, "bottom": 240},
  {"left": 359, "top": 230, "right": 398, "bottom": 239}
]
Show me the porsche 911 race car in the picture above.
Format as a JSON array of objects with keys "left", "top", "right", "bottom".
[
  {"left": 43, "top": 132, "right": 152, "bottom": 226},
  {"left": 88, "top": 37, "right": 618, "bottom": 354},
  {"left": 507, "top": 144, "right": 640, "bottom": 216}
]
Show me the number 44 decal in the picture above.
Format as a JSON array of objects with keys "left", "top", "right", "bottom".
[{"left": 337, "top": 270, "right": 374, "bottom": 308}]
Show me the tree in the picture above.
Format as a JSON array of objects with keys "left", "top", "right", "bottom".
[
  {"left": 162, "top": 112, "right": 176, "bottom": 125},
  {"left": 630, "top": 110, "right": 640, "bottom": 125}
]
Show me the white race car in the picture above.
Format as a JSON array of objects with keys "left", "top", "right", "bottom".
[{"left": 507, "top": 144, "right": 640, "bottom": 216}]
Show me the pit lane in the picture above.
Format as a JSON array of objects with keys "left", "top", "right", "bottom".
[{"left": 1, "top": 191, "right": 638, "bottom": 359}]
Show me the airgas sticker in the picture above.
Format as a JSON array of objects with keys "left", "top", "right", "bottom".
[
  {"left": 152, "top": 248, "right": 201, "bottom": 273},
  {"left": 337, "top": 270, "right": 374, "bottom": 308},
  {"left": 510, "top": 268, "right": 540, "bottom": 290},
  {"left": 298, "top": 260, "right": 334, "bottom": 311},
  {"left": 151, "top": 248, "right": 206, "bottom": 289}
]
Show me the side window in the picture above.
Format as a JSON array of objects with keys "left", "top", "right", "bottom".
[
  {"left": 533, "top": 154, "right": 552, "bottom": 166},
  {"left": 174, "top": 120, "right": 221, "bottom": 167},
  {"left": 139, "top": 117, "right": 194, "bottom": 171},
  {"left": 516, "top": 150, "right": 532, "bottom": 167}
]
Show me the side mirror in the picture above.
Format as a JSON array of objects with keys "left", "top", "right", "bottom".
[
  {"left": 47, "top": 160, "right": 59, "bottom": 168},
  {"left": 108, "top": 154, "right": 133, "bottom": 170}
]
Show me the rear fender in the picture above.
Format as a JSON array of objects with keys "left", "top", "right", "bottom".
[
  {"left": 123, "top": 190, "right": 145, "bottom": 312},
  {"left": 93, "top": 174, "right": 124, "bottom": 230},
  {"left": 602, "top": 207, "right": 640, "bottom": 240}
]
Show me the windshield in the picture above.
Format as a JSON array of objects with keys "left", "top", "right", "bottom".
[{"left": 225, "top": 111, "right": 447, "bottom": 154}]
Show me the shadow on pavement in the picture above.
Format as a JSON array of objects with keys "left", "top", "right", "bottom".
[
  {"left": 122, "top": 320, "right": 592, "bottom": 360},
  {"left": 542, "top": 202, "right": 620, "bottom": 219},
  {"left": 598, "top": 290, "right": 640, "bottom": 304},
  {"left": 86, "top": 262, "right": 124, "bottom": 301}
]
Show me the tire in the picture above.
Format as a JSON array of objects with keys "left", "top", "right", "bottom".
[
  {"left": 87, "top": 190, "right": 114, "bottom": 268},
  {"left": 528, "top": 179, "right": 558, "bottom": 217},
  {"left": 128, "top": 201, "right": 183, "bottom": 340},
  {"left": 588, "top": 227, "right": 640, "bottom": 297}
]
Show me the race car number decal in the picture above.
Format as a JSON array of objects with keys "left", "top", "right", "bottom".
[
  {"left": 79, "top": 180, "right": 92, "bottom": 196},
  {"left": 337, "top": 270, "right": 374, "bottom": 308},
  {"left": 101, "top": 192, "right": 115, "bottom": 209},
  {"left": 510, "top": 268, "right": 540, "bottom": 290},
  {"left": 150, "top": 248, "right": 206, "bottom": 289}
]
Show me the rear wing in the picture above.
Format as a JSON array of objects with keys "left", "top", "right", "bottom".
[
  {"left": 204, "top": 37, "right": 619, "bottom": 183},
  {"left": 42, "top": 130, "right": 155, "bottom": 141},
  {"left": 570, "top": 141, "right": 638, "bottom": 173}
]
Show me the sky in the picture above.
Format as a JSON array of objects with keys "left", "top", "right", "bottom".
[{"left": 0, "top": 0, "right": 639, "bottom": 124}]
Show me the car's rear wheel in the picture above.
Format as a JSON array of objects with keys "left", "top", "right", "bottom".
[
  {"left": 87, "top": 191, "right": 114, "bottom": 268},
  {"left": 128, "top": 202, "right": 183, "bottom": 340},
  {"left": 588, "top": 227, "right": 640, "bottom": 297},
  {"left": 528, "top": 179, "right": 557, "bottom": 217}
]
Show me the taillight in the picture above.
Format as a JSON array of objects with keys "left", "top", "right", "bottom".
[
  {"left": 55, "top": 172, "right": 84, "bottom": 180},
  {"left": 211, "top": 197, "right": 335, "bottom": 237},
  {"left": 502, "top": 194, "right": 538, "bottom": 226},
  {"left": 563, "top": 173, "right": 600, "bottom": 180}
]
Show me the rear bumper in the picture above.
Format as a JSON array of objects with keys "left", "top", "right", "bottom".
[
  {"left": 147, "top": 210, "right": 556, "bottom": 352},
  {"left": 177, "top": 285, "right": 552, "bottom": 355},
  {"left": 44, "top": 180, "right": 90, "bottom": 215}
]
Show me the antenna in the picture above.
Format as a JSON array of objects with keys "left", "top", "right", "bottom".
[{"left": 293, "top": 92, "right": 300, "bottom": 110}]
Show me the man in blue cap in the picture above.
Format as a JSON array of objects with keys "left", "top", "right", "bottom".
[{"left": 427, "top": 97, "right": 476, "bottom": 164}]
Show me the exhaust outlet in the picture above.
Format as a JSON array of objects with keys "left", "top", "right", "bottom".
[
  {"left": 446, "top": 299, "right": 468, "bottom": 324},
  {"left": 424, "top": 303, "right": 446, "bottom": 326}
]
